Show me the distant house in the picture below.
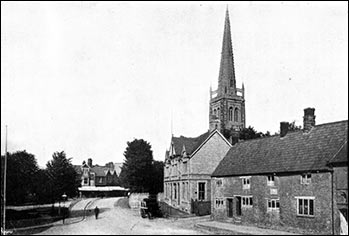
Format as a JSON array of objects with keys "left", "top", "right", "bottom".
[
  {"left": 74, "top": 159, "right": 128, "bottom": 197},
  {"left": 211, "top": 108, "right": 348, "bottom": 235},
  {"left": 164, "top": 129, "right": 231, "bottom": 215}
]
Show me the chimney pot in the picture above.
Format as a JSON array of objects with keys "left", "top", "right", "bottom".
[{"left": 280, "top": 122, "right": 289, "bottom": 137}]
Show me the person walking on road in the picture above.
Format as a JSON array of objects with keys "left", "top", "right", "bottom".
[{"left": 94, "top": 206, "right": 99, "bottom": 219}]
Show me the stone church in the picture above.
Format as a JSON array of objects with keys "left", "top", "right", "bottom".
[
  {"left": 209, "top": 7, "right": 245, "bottom": 142},
  {"left": 163, "top": 7, "right": 242, "bottom": 215}
]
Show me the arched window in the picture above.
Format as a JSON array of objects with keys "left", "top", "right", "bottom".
[
  {"left": 229, "top": 107, "right": 233, "bottom": 121},
  {"left": 217, "top": 108, "right": 220, "bottom": 118},
  {"left": 234, "top": 108, "right": 239, "bottom": 122}
]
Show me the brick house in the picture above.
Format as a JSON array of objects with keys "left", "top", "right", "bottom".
[
  {"left": 164, "top": 129, "right": 231, "bottom": 214},
  {"left": 211, "top": 108, "right": 347, "bottom": 234}
]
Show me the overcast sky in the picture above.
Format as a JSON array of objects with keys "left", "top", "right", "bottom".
[{"left": 1, "top": 1, "right": 348, "bottom": 167}]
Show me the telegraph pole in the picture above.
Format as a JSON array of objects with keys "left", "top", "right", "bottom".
[{"left": 3, "top": 125, "right": 8, "bottom": 232}]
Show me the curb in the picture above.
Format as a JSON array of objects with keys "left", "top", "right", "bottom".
[{"left": 195, "top": 223, "right": 250, "bottom": 235}]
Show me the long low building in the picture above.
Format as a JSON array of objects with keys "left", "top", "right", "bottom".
[
  {"left": 211, "top": 108, "right": 348, "bottom": 235},
  {"left": 78, "top": 186, "right": 129, "bottom": 198}
]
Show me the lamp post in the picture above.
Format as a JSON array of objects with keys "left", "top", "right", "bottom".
[{"left": 62, "top": 193, "right": 67, "bottom": 224}]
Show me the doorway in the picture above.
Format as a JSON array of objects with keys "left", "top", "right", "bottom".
[
  {"left": 235, "top": 196, "right": 242, "bottom": 216},
  {"left": 227, "top": 198, "right": 233, "bottom": 218}
]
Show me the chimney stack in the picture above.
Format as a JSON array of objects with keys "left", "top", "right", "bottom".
[
  {"left": 303, "top": 108, "right": 316, "bottom": 132},
  {"left": 280, "top": 122, "right": 289, "bottom": 137},
  {"left": 87, "top": 158, "right": 93, "bottom": 167}
]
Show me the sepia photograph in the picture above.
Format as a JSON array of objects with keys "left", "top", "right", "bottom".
[{"left": 1, "top": 1, "right": 348, "bottom": 235}]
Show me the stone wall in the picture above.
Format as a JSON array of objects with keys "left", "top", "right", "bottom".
[
  {"left": 128, "top": 193, "right": 149, "bottom": 209},
  {"left": 212, "top": 172, "right": 334, "bottom": 234}
]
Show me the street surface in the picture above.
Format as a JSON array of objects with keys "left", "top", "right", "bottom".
[{"left": 35, "top": 197, "right": 208, "bottom": 235}]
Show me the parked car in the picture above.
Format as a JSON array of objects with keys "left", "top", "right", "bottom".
[{"left": 140, "top": 196, "right": 162, "bottom": 219}]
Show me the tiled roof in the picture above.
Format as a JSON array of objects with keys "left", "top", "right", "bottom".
[
  {"left": 91, "top": 166, "right": 109, "bottom": 177},
  {"left": 212, "top": 120, "right": 348, "bottom": 177},
  {"left": 171, "top": 131, "right": 210, "bottom": 156},
  {"left": 328, "top": 141, "right": 348, "bottom": 165}
]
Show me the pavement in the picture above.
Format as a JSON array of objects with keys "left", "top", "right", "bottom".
[{"left": 195, "top": 221, "right": 302, "bottom": 235}]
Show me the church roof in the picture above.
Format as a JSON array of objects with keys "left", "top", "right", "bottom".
[
  {"left": 213, "top": 120, "right": 348, "bottom": 177},
  {"left": 171, "top": 131, "right": 211, "bottom": 157}
]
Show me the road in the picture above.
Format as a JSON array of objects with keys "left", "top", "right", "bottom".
[{"left": 35, "top": 197, "right": 209, "bottom": 235}]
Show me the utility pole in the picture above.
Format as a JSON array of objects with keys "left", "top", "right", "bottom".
[{"left": 3, "top": 125, "right": 8, "bottom": 233}]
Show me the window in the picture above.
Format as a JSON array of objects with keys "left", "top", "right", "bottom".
[
  {"left": 234, "top": 108, "right": 239, "bottom": 122},
  {"left": 229, "top": 107, "right": 233, "bottom": 121},
  {"left": 297, "top": 197, "right": 314, "bottom": 216},
  {"left": 216, "top": 179, "right": 223, "bottom": 187},
  {"left": 174, "top": 183, "right": 177, "bottom": 199},
  {"left": 198, "top": 182, "right": 205, "bottom": 200},
  {"left": 301, "top": 174, "right": 312, "bottom": 184},
  {"left": 242, "top": 177, "right": 250, "bottom": 189},
  {"left": 84, "top": 178, "right": 88, "bottom": 184},
  {"left": 267, "top": 199, "right": 280, "bottom": 211},
  {"left": 213, "top": 109, "right": 217, "bottom": 117},
  {"left": 215, "top": 198, "right": 224, "bottom": 208},
  {"left": 242, "top": 196, "right": 253, "bottom": 207},
  {"left": 99, "top": 177, "right": 103, "bottom": 183},
  {"left": 217, "top": 108, "right": 220, "bottom": 118},
  {"left": 267, "top": 175, "right": 275, "bottom": 186},
  {"left": 230, "top": 79, "right": 233, "bottom": 87},
  {"left": 225, "top": 87, "right": 227, "bottom": 94}
]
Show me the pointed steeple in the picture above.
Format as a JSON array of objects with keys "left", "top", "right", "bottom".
[{"left": 218, "top": 7, "right": 236, "bottom": 96}]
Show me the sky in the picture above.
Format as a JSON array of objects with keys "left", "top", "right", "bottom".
[{"left": 1, "top": 1, "right": 348, "bottom": 168}]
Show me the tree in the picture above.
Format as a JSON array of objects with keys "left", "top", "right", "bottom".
[
  {"left": 1, "top": 150, "right": 39, "bottom": 205},
  {"left": 120, "top": 139, "right": 155, "bottom": 193},
  {"left": 288, "top": 120, "right": 302, "bottom": 131},
  {"left": 149, "top": 161, "right": 164, "bottom": 194},
  {"left": 46, "top": 151, "right": 79, "bottom": 202},
  {"left": 239, "top": 126, "right": 264, "bottom": 140}
]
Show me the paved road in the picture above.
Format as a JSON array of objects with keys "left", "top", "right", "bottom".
[{"left": 35, "top": 197, "right": 207, "bottom": 235}]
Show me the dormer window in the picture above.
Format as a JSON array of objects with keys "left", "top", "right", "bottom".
[
  {"left": 242, "top": 177, "right": 251, "bottom": 189},
  {"left": 301, "top": 173, "right": 311, "bottom": 185},
  {"left": 267, "top": 175, "right": 275, "bottom": 186}
]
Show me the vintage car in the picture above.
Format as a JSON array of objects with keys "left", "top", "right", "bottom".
[{"left": 140, "top": 196, "right": 162, "bottom": 219}]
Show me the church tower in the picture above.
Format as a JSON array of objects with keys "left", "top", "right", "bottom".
[{"left": 209, "top": 7, "right": 246, "bottom": 141}]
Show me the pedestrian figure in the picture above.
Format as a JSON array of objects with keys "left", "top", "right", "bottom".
[{"left": 94, "top": 206, "right": 99, "bottom": 219}]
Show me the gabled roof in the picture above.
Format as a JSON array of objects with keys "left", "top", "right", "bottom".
[
  {"left": 113, "top": 163, "right": 123, "bottom": 176},
  {"left": 212, "top": 120, "right": 348, "bottom": 177},
  {"left": 171, "top": 131, "right": 210, "bottom": 156}
]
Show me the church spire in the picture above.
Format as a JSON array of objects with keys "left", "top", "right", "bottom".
[{"left": 218, "top": 7, "right": 236, "bottom": 96}]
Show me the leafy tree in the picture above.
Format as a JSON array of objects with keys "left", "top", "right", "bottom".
[
  {"left": 120, "top": 139, "right": 155, "bottom": 193},
  {"left": 239, "top": 126, "right": 264, "bottom": 140},
  {"left": 288, "top": 120, "right": 302, "bottom": 131},
  {"left": 149, "top": 160, "right": 164, "bottom": 194},
  {"left": 46, "top": 151, "right": 79, "bottom": 202},
  {"left": 1, "top": 150, "right": 39, "bottom": 205}
]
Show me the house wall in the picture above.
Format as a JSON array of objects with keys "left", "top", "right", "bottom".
[
  {"left": 164, "top": 131, "right": 231, "bottom": 214},
  {"left": 190, "top": 132, "right": 231, "bottom": 175},
  {"left": 212, "top": 172, "right": 334, "bottom": 234},
  {"left": 333, "top": 165, "right": 348, "bottom": 233}
]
